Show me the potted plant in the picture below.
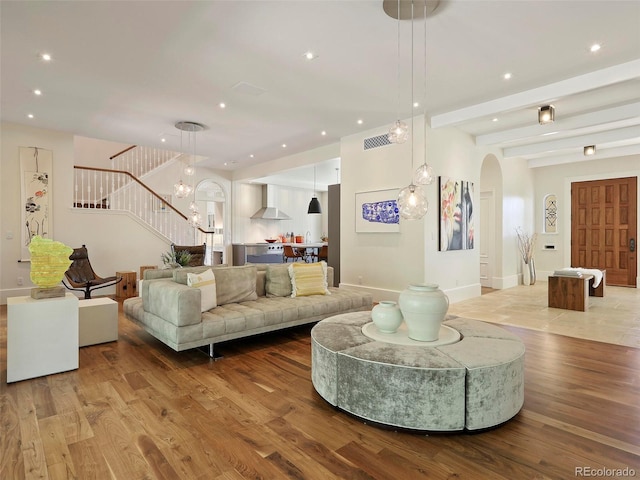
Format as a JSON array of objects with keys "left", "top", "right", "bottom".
[{"left": 161, "top": 250, "right": 192, "bottom": 268}]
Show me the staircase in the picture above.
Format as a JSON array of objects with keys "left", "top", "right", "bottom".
[{"left": 72, "top": 145, "right": 216, "bottom": 256}]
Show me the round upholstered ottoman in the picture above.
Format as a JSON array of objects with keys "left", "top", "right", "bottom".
[{"left": 311, "top": 312, "right": 525, "bottom": 431}]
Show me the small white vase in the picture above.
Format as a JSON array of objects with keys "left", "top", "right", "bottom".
[
  {"left": 398, "top": 284, "right": 449, "bottom": 341},
  {"left": 371, "top": 301, "right": 403, "bottom": 333}
]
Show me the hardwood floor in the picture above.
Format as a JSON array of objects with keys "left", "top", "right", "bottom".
[{"left": 1, "top": 299, "right": 639, "bottom": 480}]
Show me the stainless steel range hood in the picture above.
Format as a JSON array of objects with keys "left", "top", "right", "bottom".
[{"left": 251, "top": 185, "right": 290, "bottom": 220}]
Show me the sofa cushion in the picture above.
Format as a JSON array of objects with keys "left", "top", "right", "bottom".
[
  {"left": 211, "top": 265, "right": 258, "bottom": 305},
  {"left": 173, "top": 266, "right": 213, "bottom": 284},
  {"left": 187, "top": 268, "right": 217, "bottom": 312},
  {"left": 289, "top": 261, "right": 329, "bottom": 297},
  {"left": 266, "top": 264, "right": 292, "bottom": 297}
]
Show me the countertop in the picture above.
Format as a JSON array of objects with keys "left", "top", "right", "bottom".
[{"left": 232, "top": 242, "right": 327, "bottom": 248}]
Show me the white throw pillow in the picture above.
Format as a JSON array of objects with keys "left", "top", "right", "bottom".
[{"left": 187, "top": 268, "right": 217, "bottom": 312}]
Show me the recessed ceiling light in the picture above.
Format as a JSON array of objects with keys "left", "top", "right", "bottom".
[
  {"left": 27, "top": 113, "right": 34, "bottom": 119},
  {"left": 249, "top": 154, "right": 254, "bottom": 158},
  {"left": 41, "top": 53, "right": 51, "bottom": 61},
  {"left": 282, "top": 143, "right": 287, "bottom": 148},
  {"left": 219, "top": 102, "right": 226, "bottom": 108},
  {"left": 590, "top": 43, "right": 601, "bottom": 53},
  {"left": 492, "top": 118, "right": 498, "bottom": 122},
  {"left": 33, "top": 89, "right": 42, "bottom": 96},
  {"left": 413, "top": 102, "right": 419, "bottom": 108},
  {"left": 584, "top": 145, "right": 596, "bottom": 156},
  {"left": 503, "top": 72, "right": 512, "bottom": 80},
  {"left": 357, "top": 119, "right": 363, "bottom": 125},
  {"left": 224, "top": 162, "right": 228, "bottom": 166},
  {"left": 303, "top": 51, "right": 317, "bottom": 60},
  {"left": 321, "top": 131, "right": 327, "bottom": 136},
  {"left": 161, "top": 138, "right": 166, "bottom": 143}
]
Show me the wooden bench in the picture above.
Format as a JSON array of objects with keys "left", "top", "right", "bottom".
[{"left": 548, "top": 270, "right": 605, "bottom": 311}]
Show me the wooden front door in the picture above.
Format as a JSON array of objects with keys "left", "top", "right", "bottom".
[{"left": 571, "top": 176, "right": 637, "bottom": 287}]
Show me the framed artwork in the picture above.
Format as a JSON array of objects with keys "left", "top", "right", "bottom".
[
  {"left": 355, "top": 189, "right": 400, "bottom": 233},
  {"left": 20, "top": 147, "right": 53, "bottom": 261},
  {"left": 439, "top": 176, "right": 474, "bottom": 251},
  {"left": 153, "top": 193, "right": 171, "bottom": 212}
]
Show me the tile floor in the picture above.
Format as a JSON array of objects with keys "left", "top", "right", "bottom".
[{"left": 448, "top": 282, "right": 640, "bottom": 349}]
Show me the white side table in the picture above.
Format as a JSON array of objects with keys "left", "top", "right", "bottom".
[
  {"left": 79, "top": 297, "right": 118, "bottom": 347},
  {"left": 7, "top": 293, "right": 79, "bottom": 383}
]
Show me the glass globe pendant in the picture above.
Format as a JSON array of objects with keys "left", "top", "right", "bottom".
[
  {"left": 188, "top": 209, "right": 202, "bottom": 228},
  {"left": 397, "top": 183, "right": 428, "bottom": 220},
  {"left": 413, "top": 162, "right": 434, "bottom": 185},
  {"left": 184, "top": 164, "right": 195, "bottom": 176},
  {"left": 388, "top": 120, "right": 409, "bottom": 144},
  {"left": 174, "top": 180, "right": 193, "bottom": 198}
]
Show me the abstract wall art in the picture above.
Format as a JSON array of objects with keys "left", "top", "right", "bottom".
[
  {"left": 20, "top": 147, "right": 53, "bottom": 261},
  {"left": 439, "top": 176, "right": 474, "bottom": 251},
  {"left": 355, "top": 189, "right": 400, "bottom": 233}
]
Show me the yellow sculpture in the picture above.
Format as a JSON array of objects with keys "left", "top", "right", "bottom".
[{"left": 28, "top": 235, "right": 73, "bottom": 288}]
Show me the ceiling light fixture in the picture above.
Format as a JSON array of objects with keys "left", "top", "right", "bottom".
[
  {"left": 174, "top": 121, "right": 204, "bottom": 208},
  {"left": 304, "top": 51, "right": 317, "bottom": 60},
  {"left": 33, "top": 89, "right": 42, "bottom": 96},
  {"left": 388, "top": 0, "right": 409, "bottom": 144},
  {"left": 504, "top": 72, "right": 512, "bottom": 80},
  {"left": 398, "top": 0, "right": 428, "bottom": 220},
  {"left": 219, "top": 102, "right": 226, "bottom": 109},
  {"left": 27, "top": 114, "right": 34, "bottom": 119},
  {"left": 590, "top": 43, "right": 601, "bottom": 53},
  {"left": 413, "top": 0, "right": 434, "bottom": 188},
  {"left": 41, "top": 53, "right": 51, "bottom": 61},
  {"left": 584, "top": 145, "right": 596, "bottom": 156},
  {"left": 538, "top": 105, "right": 555, "bottom": 125},
  {"left": 307, "top": 166, "right": 322, "bottom": 214}
]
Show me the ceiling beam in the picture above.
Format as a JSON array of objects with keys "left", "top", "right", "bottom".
[
  {"left": 476, "top": 102, "right": 640, "bottom": 146},
  {"left": 431, "top": 60, "right": 640, "bottom": 128},
  {"left": 503, "top": 125, "right": 640, "bottom": 158}
]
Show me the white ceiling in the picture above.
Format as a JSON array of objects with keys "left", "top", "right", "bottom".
[{"left": 2, "top": 1, "right": 639, "bottom": 191}]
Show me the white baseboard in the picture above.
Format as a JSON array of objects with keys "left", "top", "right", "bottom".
[{"left": 339, "top": 282, "right": 481, "bottom": 304}]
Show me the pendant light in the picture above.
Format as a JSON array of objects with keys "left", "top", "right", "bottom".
[
  {"left": 307, "top": 166, "right": 322, "bottom": 214},
  {"left": 174, "top": 121, "right": 204, "bottom": 228},
  {"left": 397, "top": 0, "right": 428, "bottom": 220},
  {"left": 388, "top": 0, "right": 409, "bottom": 144},
  {"left": 173, "top": 121, "right": 203, "bottom": 199},
  {"left": 413, "top": 0, "right": 434, "bottom": 186}
]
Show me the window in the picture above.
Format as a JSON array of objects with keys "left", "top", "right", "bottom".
[{"left": 543, "top": 194, "right": 557, "bottom": 234}]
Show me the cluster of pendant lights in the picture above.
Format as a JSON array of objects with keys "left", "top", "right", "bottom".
[
  {"left": 391, "top": 0, "right": 434, "bottom": 221},
  {"left": 173, "top": 121, "right": 205, "bottom": 228}
]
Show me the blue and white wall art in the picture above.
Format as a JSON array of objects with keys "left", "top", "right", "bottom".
[{"left": 355, "top": 189, "right": 400, "bottom": 233}]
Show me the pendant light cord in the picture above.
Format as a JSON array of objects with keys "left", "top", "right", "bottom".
[
  {"left": 410, "top": 0, "right": 415, "bottom": 173},
  {"left": 396, "top": 0, "right": 401, "bottom": 121},
  {"left": 423, "top": 0, "right": 427, "bottom": 166}
]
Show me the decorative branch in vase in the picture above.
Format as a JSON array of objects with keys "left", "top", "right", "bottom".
[{"left": 516, "top": 227, "right": 538, "bottom": 285}]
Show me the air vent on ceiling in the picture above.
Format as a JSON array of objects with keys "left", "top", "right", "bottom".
[
  {"left": 231, "top": 81, "right": 267, "bottom": 96},
  {"left": 364, "top": 133, "right": 392, "bottom": 150}
]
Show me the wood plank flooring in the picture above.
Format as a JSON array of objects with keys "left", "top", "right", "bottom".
[{"left": 1, "top": 300, "right": 639, "bottom": 479}]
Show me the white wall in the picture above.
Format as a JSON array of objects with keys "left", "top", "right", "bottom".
[
  {"left": 532, "top": 154, "right": 640, "bottom": 282},
  {"left": 0, "top": 123, "right": 232, "bottom": 303}
]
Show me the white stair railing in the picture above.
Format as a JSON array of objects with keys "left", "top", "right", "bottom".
[
  {"left": 110, "top": 145, "right": 181, "bottom": 178},
  {"left": 73, "top": 166, "right": 214, "bottom": 259}
]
